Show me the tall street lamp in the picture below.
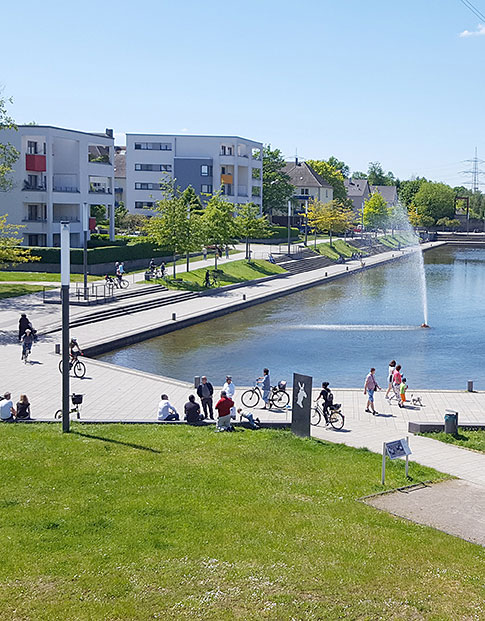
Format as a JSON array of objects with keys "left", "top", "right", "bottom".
[
  {"left": 287, "top": 199, "right": 292, "bottom": 256},
  {"left": 304, "top": 199, "right": 309, "bottom": 246},
  {"left": 82, "top": 202, "right": 89, "bottom": 300},
  {"left": 60, "top": 222, "right": 71, "bottom": 434}
]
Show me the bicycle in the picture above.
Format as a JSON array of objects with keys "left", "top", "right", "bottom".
[
  {"left": 241, "top": 382, "right": 290, "bottom": 409},
  {"left": 105, "top": 274, "right": 129, "bottom": 290},
  {"left": 55, "top": 393, "right": 83, "bottom": 420},
  {"left": 311, "top": 401, "right": 345, "bottom": 430},
  {"left": 58, "top": 355, "right": 86, "bottom": 379}
]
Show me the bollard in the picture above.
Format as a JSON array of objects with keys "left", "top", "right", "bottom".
[
  {"left": 194, "top": 376, "right": 201, "bottom": 389},
  {"left": 172, "top": 312, "right": 176, "bottom": 321},
  {"left": 346, "top": 266, "right": 349, "bottom": 271},
  {"left": 392, "top": 254, "right": 394, "bottom": 258},
  {"left": 242, "top": 294, "right": 246, "bottom": 301},
  {"left": 325, "top": 272, "right": 327, "bottom": 277},
  {"left": 444, "top": 409, "right": 458, "bottom": 434},
  {"left": 55, "top": 343, "right": 61, "bottom": 354},
  {"left": 467, "top": 380, "right": 474, "bottom": 392}
]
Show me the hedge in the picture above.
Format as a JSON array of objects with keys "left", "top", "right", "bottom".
[
  {"left": 30, "top": 243, "right": 171, "bottom": 265},
  {"left": 264, "top": 226, "right": 300, "bottom": 240}
]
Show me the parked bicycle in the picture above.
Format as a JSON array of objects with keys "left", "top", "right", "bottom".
[
  {"left": 241, "top": 381, "right": 290, "bottom": 409},
  {"left": 55, "top": 393, "right": 83, "bottom": 420},
  {"left": 311, "top": 401, "right": 345, "bottom": 429},
  {"left": 58, "top": 355, "right": 86, "bottom": 379},
  {"left": 105, "top": 274, "right": 129, "bottom": 290}
]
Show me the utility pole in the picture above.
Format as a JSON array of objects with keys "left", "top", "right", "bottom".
[{"left": 461, "top": 147, "right": 485, "bottom": 193}]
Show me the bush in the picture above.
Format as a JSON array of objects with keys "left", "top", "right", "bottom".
[
  {"left": 29, "top": 243, "right": 171, "bottom": 265},
  {"left": 252, "top": 226, "right": 299, "bottom": 241}
]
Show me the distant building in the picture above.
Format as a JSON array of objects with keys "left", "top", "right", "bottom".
[
  {"left": 114, "top": 146, "right": 126, "bottom": 208},
  {"left": 344, "top": 178, "right": 371, "bottom": 213},
  {"left": 370, "top": 185, "right": 398, "bottom": 207},
  {"left": 283, "top": 160, "right": 333, "bottom": 210},
  {"left": 125, "top": 134, "right": 263, "bottom": 215},
  {"left": 0, "top": 125, "right": 115, "bottom": 247}
]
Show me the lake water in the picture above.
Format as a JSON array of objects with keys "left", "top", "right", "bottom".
[{"left": 98, "top": 246, "right": 485, "bottom": 390}]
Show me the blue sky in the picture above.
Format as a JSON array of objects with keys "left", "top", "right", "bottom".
[{"left": 2, "top": 0, "right": 485, "bottom": 185}]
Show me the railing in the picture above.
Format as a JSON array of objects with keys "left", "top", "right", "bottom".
[
  {"left": 43, "top": 283, "right": 115, "bottom": 305},
  {"left": 22, "top": 217, "right": 47, "bottom": 222},
  {"left": 23, "top": 181, "right": 46, "bottom": 191},
  {"left": 89, "top": 187, "right": 112, "bottom": 194},
  {"left": 53, "top": 186, "right": 80, "bottom": 193},
  {"left": 53, "top": 216, "right": 80, "bottom": 222}
]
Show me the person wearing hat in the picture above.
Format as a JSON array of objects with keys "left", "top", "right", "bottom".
[{"left": 223, "top": 375, "right": 236, "bottom": 419}]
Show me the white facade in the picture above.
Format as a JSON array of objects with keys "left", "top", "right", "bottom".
[
  {"left": 0, "top": 126, "right": 115, "bottom": 247},
  {"left": 125, "top": 134, "right": 263, "bottom": 215}
]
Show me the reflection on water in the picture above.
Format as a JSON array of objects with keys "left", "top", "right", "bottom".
[{"left": 99, "top": 246, "right": 485, "bottom": 390}]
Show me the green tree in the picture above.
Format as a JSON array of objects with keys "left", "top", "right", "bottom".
[
  {"left": 181, "top": 185, "right": 203, "bottom": 214},
  {"left": 352, "top": 171, "right": 368, "bottom": 179},
  {"left": 114, "top": 203, "right": 128, "bottom": 230},
  {"left": 326, "top": 156, "right": 349, "bottom": 178},
  {"left": 201, "top": 193, "right": 237, "bottom": 268},
  {"left": 0, "top": 96, "right": 19, "bottom": 191},
  {"left": 262, "top": 145, "right": 294, "bottom": 216},
  {"left": 388, "top": 203, "right": 410, "bottom": 234},
  {"left": 307, "top": 199, "right": 354, "bottom": 247},
  {"left": 411, "top": 181, "right": 455, "bottom": 223},
  {"left": 90, "top": 204, "right": 107, "bottom": 224},
  {"left": 367, "top": 161, "right": 395, "bottom": 186},
  {"left": 408, "top": 211, "right": 435, "bottom": 231},
  {"left": 363, "top": 191, "right": 389, "bottom": 231},
  {"left": 306, "top": 160, "right": 347, "bottom": 201},
  {"left": 0, "top": 215, "right": 40, "bottom": 267},
  {"left": 235, "top": 202, "right": 271, "bottom": 259},
  {"left": 398, "top": 178, "right": 427, "bottom": 207}
]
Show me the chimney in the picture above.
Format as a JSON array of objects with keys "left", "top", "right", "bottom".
[
  {"left": 295, "top": 156, "right": 299, "bottom": 166},
  {"left": 106, "top": 128, "right": 114, "bottom": 138}
]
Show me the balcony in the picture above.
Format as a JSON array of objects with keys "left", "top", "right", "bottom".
[
  {"left": 89, "top": 186, "right": 112, "bottom": 194},
  {"left": 22, "top": 217, "right": 47, "bottom": 222},
  {"left": 53, "top": 215, "right": 80, "bottom": 223},
  {"left": 221, "top": 173, "right": 233, "bottom": 184},
  {"left": 23, "top": 180, "right": 46, "bottom": 191},
  {"left": 88, "top": 154, "right": 111, "bottom": 165},
  {"left": 53, "top": 185, "right": 80, "bottom": 193},
  {"left": 25, "top": 154, "right": 46, "bottom": 172}
]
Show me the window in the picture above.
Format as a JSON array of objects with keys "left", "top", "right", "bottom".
[
  {"left": 200, "top": 165, "right": 213, "bottom": 177},
  {"left": 325, "top": 189, "right": 329, "bottom": 198},
  {"left": 135, "top": 201, "right": 154, "bottom": 209},
  {"left": 220, "top": 145, "right": 233, "bottom": 156},
  {"left": 134, "top": 142, "right": 172, "bottom": 150},
  {"left": 201, "top": 184, "right": 213, "bottom": 193},
  {"left": 135, "top": 182, "right": 163, "bottom": 190},
  {"left": 27, "top": 141, "right": 38, "bottom": 155},
  {"left": 301, "top": 188, "right": 310, "bottom": 195},
  {"left": 135, "top": 163, "right": 172, "bottom": 172}
]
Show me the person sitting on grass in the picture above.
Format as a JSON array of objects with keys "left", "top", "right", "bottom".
[
  {"left": 0, "top": 392, "right": 16, "bottom": 422},
  {"left": 215, "top": 390, "right": 234, "bottom": 431},
  {"left": 157, "top": 394, "right": 180, "bottom": 421},
  {"left": 16, "top": 394, "right": 31, "bottom": 420},
  {"left": 237, "top": 408, "right": 261, "bottom": 429},
  {"left": 184, "top": 394, "right": 204, "bottom": 424}
]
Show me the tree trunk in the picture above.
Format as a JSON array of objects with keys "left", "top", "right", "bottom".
[
  {"left": 186, "top": 252, "right": 190, "bottom": 272},
  {"left": 329, "top": 230, "right": 333, "bottom": 247},
  {"left": 215, "top": 251, "right": 218, "bottom": 269},
  {"left": 173, "top": 253, "right": 176, "bottom": 278}
]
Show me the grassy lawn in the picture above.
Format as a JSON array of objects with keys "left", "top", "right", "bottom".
[
  {"left": 0, "top": 284, "right": 55, "bottom": 299},
  {"left": 0, "top": 271, "right": 99, "bottom": 283},
  {"left": 0, "top": 425, "right": 481, "bottom": 619},
  {"left": 315, "top": 239, "right": 363, "bottom": 261},
  {"left": 160, "top": 259, "right": 286, "bottom": 291},
  {"left": 132, "top": 250, "right": 241, "bottom": 275},
  {"left": 380, "top": 233, "right": 418, "bottom": 248},
  {"left": 420, "top": 429, "right": 485, "bottom": 454}
]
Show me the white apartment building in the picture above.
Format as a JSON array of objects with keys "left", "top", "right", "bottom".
[
  {"left": 0, "top": 126, "right": 115, "bottom": 247},
  {"left": 125, "top": 134, "right": 263, "bottom": 215}
]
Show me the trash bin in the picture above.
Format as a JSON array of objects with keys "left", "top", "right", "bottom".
[{"left": 444, "top": 410, "right": 458, "bottom": 434}]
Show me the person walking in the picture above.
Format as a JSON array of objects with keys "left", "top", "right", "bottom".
[
  {"left": 16, "top": 394, "right": 31, "bottom": 420},
  {"left": 184, "top": 394, "right": 204, "bottom": 423},
  {"left": 393, "top": 364, "right": 403, "bottom": 389},
  {"left": 364, "top": 367, "right": 380, "bottom": 415},
  {"left": 215, "top": 390, "right": 234, "bottom": 431},
  {"left": 203, "top": 247, "right": 207, "bottom": 261},
  {"left": 157, "top": 394, "right": 179, "bottom": 421},
  {"left": 197, "top": 376, "right": 214, "bottom": 419},
  {"left": 257, "top": 368, "right": 271, "bottom": 409},
  {"left": 385, "top": 360, "right": 396, "bottom": 399},
  {"left": 223, "top": 375, "right": 236, "bottom": 419}
]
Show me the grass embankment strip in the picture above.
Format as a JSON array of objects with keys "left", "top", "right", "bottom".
[
  {"left": 316, "top": 239, "right": 363, "bottom": 260},
  {"left": 160, "top": 258, "right": 286, "bottom": 291},
  {"left": 380, "top": 233, "right": 419, "bottom": 248},
  {"left": 420, "top": 429, "right": 485, "bottom": 454},
  {"left": 0, "top": 284, "right": 55, "bottom": 299},
  {"left": 0, "top": 271, "right": 99, "bottom": 283},
  {"left": 0, "top": 425, "right": 480, "bottom": 620}
]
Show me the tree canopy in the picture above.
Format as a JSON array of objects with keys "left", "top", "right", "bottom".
[
  {"left": 306, "top": 160, "right": 347, "bottom": 201},
  {"left": 411, "top": 181, "right": 455, "bottom": 223},
  {"left": 307, "top": 199, "right": 354, "bottom": 246},
  {"left": 201, "top": 193, "right": 237, "bottom": 267},
  {"left": 326, "top": 156, "right": 349, "bottom": 178},
  {"left": 262, "top": 145, "right": 294, "bottom": 215},
  {"left": 235, "top": 202, "right": 271, "bottom": 259},
  {"left": 0, "top": 215, "right": 40, "bottom": 267},
  {"left": 0, "top": 95, "right": 19, "bottom": 191},
  {"left": 363, "top": 191, "right": 389, "bottom": 230},
  {"left": 366, "top": 161, "right": 396, "bottom": 186},
  {"left": 398, "top": 178, "right": 427, "bottom": 207}
]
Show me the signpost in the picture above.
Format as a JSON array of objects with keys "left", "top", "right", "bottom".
[
  {"left": 381, "top": 437, "right": 412, "bottom": 484},
  {"left": 291, "top": 373, "right": 312, "bottom": 438}
]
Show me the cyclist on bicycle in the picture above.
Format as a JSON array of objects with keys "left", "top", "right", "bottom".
[
  {"left": 316, "top": 381, "right": 333, "bottom": 418},
  {"left": 69, "top": 338, "right": 83, "bottom": 360},
  {"left": 21, "top": 329, "right": 34, "bottom": 362},
  {"left": 116, "top": 262, "right": 125, "bottom": 284},
  {"left": 256, "top": 368, "right": 271, "bottom": 409}
]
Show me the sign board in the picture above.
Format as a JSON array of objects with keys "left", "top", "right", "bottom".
[
  {"left": 385, "top": 438, "right": 412, "bottom": 460},
  {"left": 291, "top": 373, "right": 312, "bottom": 438}
]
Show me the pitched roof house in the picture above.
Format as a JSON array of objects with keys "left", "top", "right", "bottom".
[
  {"left": 370, "top": 185, "right": 398, "bottom": 207},
  {"left": 344, "top": 178, "right": 371, "bottom": 212},
  {"left": 284, "top": 160, "right": 334, "bottom": 209}
]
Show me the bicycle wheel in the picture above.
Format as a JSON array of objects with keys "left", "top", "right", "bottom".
[
  {"left": 311, "top": 408, "right": 321, "bottom": 426},
  {"left": 329, "top": 411, "right": 344, "bottom": 430},
  {"left": 241, "top": 389, "right": 259, "bottom": 408},
  {"left": 73, "top": 360, "right": 86, "bottom": 379},
  {"left": 271, "top": 390, "right": 289, "bottom": 409},
  {"left": 120, "top": 278, "right": 129, "bottom": 289},
  {"left": 54, "top": 409, "right": 62, "bottom": 419}
]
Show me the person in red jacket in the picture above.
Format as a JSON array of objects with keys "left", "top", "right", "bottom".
[{"left": 215, "top": 390, "right": 234, "bottom": 431}]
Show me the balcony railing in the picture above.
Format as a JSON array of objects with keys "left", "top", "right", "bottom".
[
  {"left": 22, "top": 217, "right": 47, "bottom": 222},
  {"left": 53, "top": 216, "right": 80, "bottom": 223},
  {"left": 53, "top": 185, "right": 80, "bottom": 193},
  {"left": 89, "top": 187, "right": 112, "bottom": 194},
  {"left": 23, "top": 181, "right": 46, "bottom": 191}
]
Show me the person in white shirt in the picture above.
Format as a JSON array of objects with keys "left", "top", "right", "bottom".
[
  {"left": 0, "top": 392, "right": 16, "bottom": 422},
  {"left": 157, "top": 394, "right": 179, "bottom": 421},
  {"left": 223, "top": 375, "right": 236, "bottom": 419}
]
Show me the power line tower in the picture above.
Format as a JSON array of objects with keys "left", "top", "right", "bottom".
[{"left": 461, "top": 147, "right": 485, "bottom": 192}]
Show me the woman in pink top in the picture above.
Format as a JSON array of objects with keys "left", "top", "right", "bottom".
[{"left": 393, "top": 364, "right": 402, "bottom": 386}]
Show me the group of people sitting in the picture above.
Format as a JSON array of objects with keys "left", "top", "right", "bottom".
[{"left": 0, "top": 393, "right": 31, "bottom": 422}]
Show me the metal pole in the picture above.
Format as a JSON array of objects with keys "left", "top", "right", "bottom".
[
  {"left": 405, "top": 436, "right": 409, "bottom": 477},
  {"left": 381, "top": 442, "right": 386, "bottom": 485},
  {"left": 82, "top": 203, "right": 88, "bottom": 301},
  {"left": 60, "top": 222, "right": 71, "bottom": 433},
  {"left": 287, "top": 200, "right": 291, "bottom": 256},
  {"left": 304, "top": 199, "right": 308, "bottom": 246}
]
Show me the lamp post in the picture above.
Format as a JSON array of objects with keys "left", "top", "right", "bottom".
[
  {"left": 287, "top": 199, "right": 292, "bottom": 256},
  {"left": 60, "top": 222, "right": 71, "bottom": 434},
  {"left": 304, "top": 199, "right": 309, "bottom": 246},
  {"left": 82, "top": 202, "right": 88, "bottom": 300}
]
